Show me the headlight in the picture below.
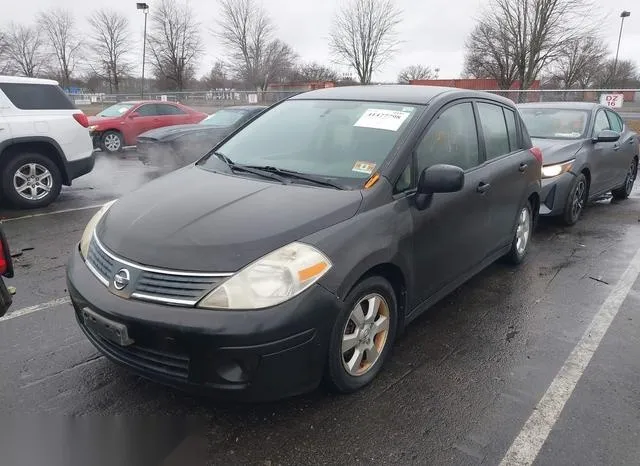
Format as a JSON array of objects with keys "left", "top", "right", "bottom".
[
  {"left": 542, "top": 159, "right": 574, "bottom": 179},
  {"left": 88, "top": 125, "right": 98, "bottom": 132},
  {"left": 198, "top": 242, "right": 332, "bottom": 310},
  {"left": 79, "top": 200, "right": 117, "bottom": 259}
]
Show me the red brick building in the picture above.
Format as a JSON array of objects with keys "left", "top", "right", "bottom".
[{"left": 408, "top": 78, "right": 541, "bottom": 90}]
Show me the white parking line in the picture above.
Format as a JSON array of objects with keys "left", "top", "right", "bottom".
[
  {"left": 500, "top": 245, "right": 640, "bottom": 466},
  {"left": 0, "top": 297, "right": 71, "bottom": 323},
  {"left": 1, "top": 202, "right": 113, "bottom": 222}
]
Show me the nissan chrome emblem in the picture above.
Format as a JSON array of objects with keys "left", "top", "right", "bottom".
[{"left": 113, "top": 268, "right": 131, "bottom": 290}]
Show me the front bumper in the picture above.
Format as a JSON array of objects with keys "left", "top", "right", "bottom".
[
  {"left": 539, "top": 171, "right": 576, "bottom": 216},
  {"left": 66, "top": 247, "right": 341, "bottom": 401}
]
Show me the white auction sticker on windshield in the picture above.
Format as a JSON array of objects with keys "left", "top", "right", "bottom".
[
  {"left": 354, "top": 109, "right": 411, "bottom": 131},
  {"left": 352, "top": 161, "right": 376, "bottom": 174}
]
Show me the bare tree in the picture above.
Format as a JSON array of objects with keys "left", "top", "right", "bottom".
[
  {"left": 398, "top": 65, "right": 435, "bottom": 83},
  {"left": 216, "top": 0, "right": 297, "bottom": 90},
  {"left": 463, "top": 21, "right": 518, "bottom": 89},
  {"left": 148, "top": 0, "right": 203, "bottom": 91},
  {"left": 329, "top": 0, "right": 402, "bottom": 84},
  {"left": 466, "top": 0, "right": 595, "bottom": 93},
  {"left": 202, "top": 61, "right": 230, "bottom": 89},
  {"left": 547, "top": 34, "right": 608, "bottom": 89},
  {"left": 0, "top": 29, "right": 8, "bottom": 74},
  {"left": 594, "top": 59, "right": 639, "bottom": 88},
  {"left": 290, "top": 62, "right": 339, "bottom": 82},
  {"left": 4, "top": 23, "right": 49, "bottom": 77},
  {"left": 38, "top": 9, "right": 83, "bottom": 88},
  {"left": 88, "top": 9, "right": 132, "bottom": 93}
]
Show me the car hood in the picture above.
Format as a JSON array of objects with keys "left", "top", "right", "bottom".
[
  {"left": 97, "top": 166, "right": 363, "bottom": 272},
  {"left": 138, "top": 124, "right": 225, "bottom": 141},
  {"left": 88, "top": 115, "right": 122, "bottom": 126},
  {"left": 532, "top": 138, "right": 585, "bottom": 165}
]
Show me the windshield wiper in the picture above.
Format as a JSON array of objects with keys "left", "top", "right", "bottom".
[
  {"left": 243, "top": 165, "right": 344, "bottom": 190},
  {"left": 212, "top": 152, "right": 287, "bottom": 184}
]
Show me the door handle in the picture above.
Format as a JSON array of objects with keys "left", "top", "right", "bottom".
[
  {"left": 476, "top": 182, "right": 491, "bottom": 193},
  {"left": 519, "top": 163, "right": 528, "bottom": 172}
]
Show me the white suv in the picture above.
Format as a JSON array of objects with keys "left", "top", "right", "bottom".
[{"left": 0, "top": 76, "right": 95, "bottom": 209}]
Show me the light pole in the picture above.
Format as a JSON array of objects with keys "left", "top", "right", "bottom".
[
  {"left": 136, "top": 3, "right": 149, "bottom": 99},
  {"left": 613, "top": 10, "right": 631, "bottom": 86}
]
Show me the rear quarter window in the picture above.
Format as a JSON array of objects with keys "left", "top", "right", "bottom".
[{"left": 0, "top": 83, "right": 76, "bottom": 110}]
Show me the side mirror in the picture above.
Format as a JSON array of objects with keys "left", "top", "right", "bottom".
[
  {"left": 592, "top": 129, "right": 620, "bottom": 143},
  {"left": 415, "top": 164, "right": 465, "bottom": 210}
]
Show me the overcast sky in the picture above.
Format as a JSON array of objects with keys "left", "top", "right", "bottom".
[{"left": 4, "top": 0, "right": 640, "bottom": 82}]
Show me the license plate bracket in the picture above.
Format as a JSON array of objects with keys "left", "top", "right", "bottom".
[{"left": 82, "top": 308, "right": 134, "bottom": 347}]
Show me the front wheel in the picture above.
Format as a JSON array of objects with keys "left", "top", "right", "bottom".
[
  {"left": 504, "top": 201, "right": 533, "bottom": 265},
  {"left": 101, "top": 131, "right": 124, "bottom": 153},
  {"left": 324, "top": 276, "right": 398, "bottom": 394},
  {"left": 611, "top": 157, "right": 637, "bottom": 200},
  {"left": 562, "top": 173, "right": 587, "bottom": 226}
]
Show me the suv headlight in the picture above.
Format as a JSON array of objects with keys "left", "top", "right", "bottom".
[
  {"left": 198, "top": 242, "right": 332, "bottom": 310},
  {"left": 79, "top": 200, "right": 117, "bottom": 259}
]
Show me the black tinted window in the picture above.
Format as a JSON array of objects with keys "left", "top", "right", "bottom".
[
  {"left": 0, "top": 83, "right": 75, "bottom": 110},
  {"left": 157, "top": 104, "right": 186, "bottom": 115},
  {"left": 593, "top": 110, "right": 611, "bottom": 135},
  {"left": 477, "top": 102, "right": 510, "bottom": 159},
  {"left": 504, "top": 108, "right": 519, "bottom": 151},
  {"left": 605, "top": 110, "right": 623, "bottom": 132},
  {"left": 416, "top": 102, "right": 480, "bottom": 172},
  {"left": 136, "top": 104, "right": 158, "bottom": 116}
]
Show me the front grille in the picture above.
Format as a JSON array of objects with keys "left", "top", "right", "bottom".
[
  {"left": 135, "top": 271, "right": 222, "bottom": 302},
  {"left": 87, "top": 326, "right": 190, "bottom": 380},
  {"left": 85, "top": 234, "right": 230, "bottom": 306}
]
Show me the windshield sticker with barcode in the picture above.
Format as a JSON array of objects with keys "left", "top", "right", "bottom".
[
  {"left": 352, "top": 161, "right": 377, "bottom": 174},
  {"left": 354, "top": 109, "right": 411, "bottom": 131}
]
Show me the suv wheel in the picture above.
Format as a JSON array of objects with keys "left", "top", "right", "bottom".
[
  {"left": 2, "top": 152, "right": 62, "bottom": 209},
  {"left": 324, "top": 276, "right": 398, "bottom": 393},
  {"left": 101, "top": 131, "right": 124, "bottom": 153}
]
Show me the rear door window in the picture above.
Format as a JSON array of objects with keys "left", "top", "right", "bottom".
[
  {"left": 503, "top": 108, "right": 520, "bottom": 151},
  {"left": 0, "top": 83, "right": 75, "bottom": 110},
  {"left": 605, "top": 110, "right": 623, "bottom": 133},
  {"left": 477, "top": 102, "right": 510, "bottom": 159}
]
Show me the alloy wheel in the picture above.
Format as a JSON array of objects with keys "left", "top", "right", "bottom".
[
  {"left": 515, "top": 207, "right": 531, "bottom": 256},
  {"left": 13, "top": 163, "right": 53, "bottom": 201},
  {"left": 571, "top": 179, "right": 586, "bottom": 220},
  {"left": 104, "top": 133, "right": 121, "bottom": 152},
  {"left": 341, "top": 293, "right": 390, "bottom": 377},
  {"left": 625, "top": 158, "right": 637, "bottom": 195}
]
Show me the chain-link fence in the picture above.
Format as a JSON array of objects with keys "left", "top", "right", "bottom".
[{"left": 68, "top": 88, "right": 640, "bottom": 116}]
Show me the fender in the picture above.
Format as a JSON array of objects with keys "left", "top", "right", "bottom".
[{"left": 0, "top": 136, "right": 71, "bottom": 184}]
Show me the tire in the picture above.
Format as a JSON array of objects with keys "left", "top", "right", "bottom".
[
  {"left": 324, "top": 276, "right": 398, "bottom": 394},
  {"left": 101, "top": 130, "right": 124, "bottom": 153},
  {"left": 2, "top": 152, "right": 62, "bottom": 209},
  {"left": 503, "top": 201, "right": 533, "bottom": 265},
  {"left": 562, "top": 173, "right": 587, "bottom": 226},
  {"left": 611, "top": 157, "right": 637, "bottom": 200}
]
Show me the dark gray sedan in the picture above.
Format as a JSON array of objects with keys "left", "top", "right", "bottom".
[
  {"left": 136, "top": 105, "right": 267, "bottom": 173},
  {"left": 518, "top": 102, "right": 638, "bottom": 225}
]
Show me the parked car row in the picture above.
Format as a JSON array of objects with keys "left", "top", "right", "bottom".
[{"left": 68, "top": 84, "right": 636, "bottom": 402}]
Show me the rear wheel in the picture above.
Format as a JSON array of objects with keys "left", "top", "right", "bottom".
[
  {"left": 101, "top": 131, "right": 124, "bottom": 153},
  {"left": 611, "top": 157, "right": 637, "bottom": 200},
  {"left": 562, "top": 173, "right": 587, "bottom": 226},
  {"left": 2, "top": 152, "right": 62, "bottom": 209},
  {"left": 504, "top": 201, "right": 533, "bottom": 265},
  {"left": 324, "top": 276, "right": 398, "bottom": 393}
]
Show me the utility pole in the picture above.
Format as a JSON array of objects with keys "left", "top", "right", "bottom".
[{"left": 136, "top": 3, "right": 150, "bottom": 98}]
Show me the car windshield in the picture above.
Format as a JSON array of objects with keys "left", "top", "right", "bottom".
[
  {"left": 201, "top": 109, "right": 247, "bottom": 126},
  {"left": 519, "top": 108, "right": 589, "bottom": 139},
  {"left": 97, "top": 103, "right": 135, "bottom": 117},
  {"left": 200, "top": 99, "right": 421, "bottom": 187}
]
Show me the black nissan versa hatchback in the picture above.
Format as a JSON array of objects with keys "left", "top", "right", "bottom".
[{"left": 67, "top": 85, "right": 542, "bottom": 401}]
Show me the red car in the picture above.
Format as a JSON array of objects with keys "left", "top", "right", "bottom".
[{"left": 88, "top": 101, "right": 208, "bottom": 153}]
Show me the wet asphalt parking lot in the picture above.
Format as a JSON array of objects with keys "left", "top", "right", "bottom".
[{"left": 0, "top": 151, "right": 639, "bottom": 466}]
